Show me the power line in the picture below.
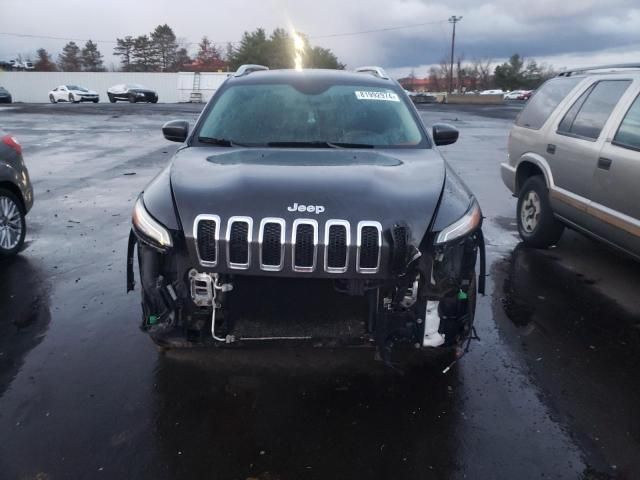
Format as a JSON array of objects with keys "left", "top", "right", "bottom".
[
  {"left": 0, "top": 18, "right": 448, "bottom": 48},
  {"left": 308, "top": 19, "right": 447, "bottom": 39}
]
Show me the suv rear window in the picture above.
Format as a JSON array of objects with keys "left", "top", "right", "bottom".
[
  {"left": 515, "top": 77, "right": 580, "bottom": 130},
  {"left": 613, "top": 94, "right": 640, "bottom": 151},
  {"left": 557, "top": 80, "right": 631, "bottom": 141}
]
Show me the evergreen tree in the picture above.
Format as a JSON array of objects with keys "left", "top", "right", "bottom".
[
  {"left": 81, "top": 40, "right": 104, "bottom": 71},
  {"left": 114, "top": 36, "right": 135, "bottom": 71},
  {"left": 132, "top": 35, "right": 159, "bottom": 72},
  {"left": 151, "top": 24, "right": 178, "bottom": 71},
  {"left": 57, "top": 41, "right": 81, "bottom": 71}
]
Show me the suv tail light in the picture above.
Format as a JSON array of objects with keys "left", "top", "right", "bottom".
[{"left": 2, "top": 135, "right": 22, "bottom": 155}]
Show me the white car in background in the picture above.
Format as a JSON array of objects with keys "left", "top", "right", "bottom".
[
  {"left": 504, "top": 90, "right": 525, "bottom": 100},
  {"left": 48, "top": 85, "right": 99, "bottom": 104},
  {"left": 479, "top": 89, "right": 505, "bottom": 95}
]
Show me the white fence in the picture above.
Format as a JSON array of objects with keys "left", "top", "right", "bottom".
[{"left": 0, "top": 71, "right": 230, "bottom": 103}]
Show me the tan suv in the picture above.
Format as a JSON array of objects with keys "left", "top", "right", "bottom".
[{"left": 501, "top": 64, "right": 640, "bottom": 259}]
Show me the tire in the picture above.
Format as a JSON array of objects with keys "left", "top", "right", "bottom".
[
  {"left": 0, "top": 188, "right": 26, "bottom": 256},
  {"left": 92, "top": 98, "right": 99, "bottom": 103},
  {"left": 69, "top": 94, "right": 79, "bottom": 104},
  {"left": 129, "top": 95, "right": 137, "bottom": 103},
  {"left": 517, "top": 175, "right": 564, "bottom": 248},
  {"left": 49, "top": 94, "right": 56, "bottom": 104},
  {"left": 108, "top": 94, "right": 116, "bottom": 103},
  {"left": 151, "top": 98, "right": 158, "bottom": 104}
]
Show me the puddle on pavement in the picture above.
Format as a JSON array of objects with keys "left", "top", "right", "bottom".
[{"left": 494, "top": 244, "right": 640, "bottom": 477}]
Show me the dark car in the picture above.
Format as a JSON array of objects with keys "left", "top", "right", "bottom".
[
  {"left": 0, "top": 130, "right": 33, "bottom": 256},
  {"left": 127, "top": 65, "right": 485, "bottom": 365},
  {"left": 0, "top": 86, "right": 12, "bottom": 104},
  {"left": 107, "top": 84, "right": 158, "bottom": 103}
]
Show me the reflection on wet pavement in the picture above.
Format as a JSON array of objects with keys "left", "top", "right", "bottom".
[
  {"left": 497, "top": 244, "right": 640, "bottom": 477},
  {"left": 0, "top": 256, "right": 51, "bottom": 396}
]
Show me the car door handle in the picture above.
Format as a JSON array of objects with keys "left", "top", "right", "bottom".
[
  {"left": 597, "top": 157, "right": 612, "bottom": 170},
  {"left": 546, "top": 144, "right": 556, "bottom": 154}
]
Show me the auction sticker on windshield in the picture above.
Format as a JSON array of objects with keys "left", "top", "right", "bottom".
[{"left": 355, "top": 91, "right": 400, "bottom": 102}]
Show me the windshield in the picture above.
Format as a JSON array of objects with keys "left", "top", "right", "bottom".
[
  {"left": 67, "top": 85, "right": 87, "bottom": 92},
  {"left": 127, "top": 84, "right": 145, "bottom": 89},
  {"left": 197, "top": 83, "right": 427, "bottom": 148}
]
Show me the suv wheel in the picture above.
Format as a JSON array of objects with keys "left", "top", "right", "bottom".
[
  {"left": 517, "top": 176, "right": 564, "bottom": 248},
  {"left": 0, "top": 188, "right": 26, "bottom": 256}
]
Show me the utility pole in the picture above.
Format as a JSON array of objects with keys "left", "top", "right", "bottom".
[{"left": 448, "top": 15, "right": 462, "bottom": 94}]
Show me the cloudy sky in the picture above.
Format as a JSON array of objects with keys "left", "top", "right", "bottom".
[{"left": 1, "top": 0, "right": 639, "bottom": 77}]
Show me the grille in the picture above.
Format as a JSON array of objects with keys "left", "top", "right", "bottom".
[
  {"left": 196, "top": 219, "right": 218, "bottom": 264},
  {"left": 327, "top": 224, "right": 348, "bottom": 270},
  {"left": 293, "top": 222, "right": 316, "bottom": 270},
  {"left": 261, "top": 222, "right": 283, "bottom": 269},
  {"left": 228, "top": 221, "right": 250, "bottom": 266},
  {"left": 359, "top": 225, "right": 381, "bottom": 271},
  {"left": 194, "top": 216, "right": 383, "bottom": 274}
]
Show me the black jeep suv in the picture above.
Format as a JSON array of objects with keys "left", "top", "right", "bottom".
[{"left": 127, "top": 65, "right": 485, "bottom": 363}]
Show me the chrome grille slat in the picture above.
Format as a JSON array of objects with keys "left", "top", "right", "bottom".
[
  {"left": 292, "top": 219, "right": 318, "bottom": 272},
  {"left": 356, "top": 221, "right": 382, "bottom": 274},
  {"left": 194, "top": 214, "right": 220, "bottom": 267},
  {"left": 226, "top": 216, "right": 252, "bottom": 269},
  {"left": 194, "top": 215, "right": 382, "bottom": 274},
  {"left": 259, "top": 217, "right": 285, "bottom": 271},
  {"left": 324, "top": 220, "right": 350, "bottom": 273}
]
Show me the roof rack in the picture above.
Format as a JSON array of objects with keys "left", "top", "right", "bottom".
[
  {"left": 355, "top": 66, "right": 389, "bottom": 80},
  {"left": 234, "top": 64, "right": 269, "bottom": 77},
  {"left": 557, "top": 63, "right": 640, "bottom": 77}
]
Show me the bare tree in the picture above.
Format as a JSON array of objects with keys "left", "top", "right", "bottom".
[{"left": 476, "top": 57, "right": 494, "bottom": 90}]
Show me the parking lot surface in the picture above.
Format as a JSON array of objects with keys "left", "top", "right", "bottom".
[{"left": 1, "top": 102, "right": 639, "bottom": 479}]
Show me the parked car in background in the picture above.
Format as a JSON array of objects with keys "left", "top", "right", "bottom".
[
  {"left": 0, "top": 130, "right": 33, "bottom": 256},
  {"left": 480, "top": 89, "right": 505, "bottom": 95},
  {"left": 501, "top": 64, "right": 640, "bottom": 259},
  {"left": 518, "top": 90, "right": 534, "bottom": 100},
  {"left": 49, "top": 85, "right": 99, "bottom": 103},
  {"left": 504, "top": 90, "right": 524, "bottom": 100},
  {"left": 107, "top": 84, "right": 158, "bottom": 103},
  {"left": 0, "top": 87, "right": 12, "bottom": 104},
  {"left": 22, "top": 61, "right": 34, "bottom": 71}
]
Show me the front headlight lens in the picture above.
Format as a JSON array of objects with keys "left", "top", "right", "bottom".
[
  {"left": 435, "top": 199, "right": 482, "bottom": 244},
  {"left": 132, "top": 197, "right": 173, "bottom": 249}
]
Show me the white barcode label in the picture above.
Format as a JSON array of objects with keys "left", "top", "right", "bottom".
[{"left": 355, "top": 91, "right": 400, "bottom": 102}]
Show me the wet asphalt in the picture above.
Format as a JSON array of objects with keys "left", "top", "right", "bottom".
[{"left": 0, "top": 101, "right": 639, "bottom": 479}]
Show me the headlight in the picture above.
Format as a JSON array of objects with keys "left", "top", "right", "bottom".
[
  {"left": 132, "top": 197, "right": 173, "bottom": 250},
  {"left": 136, "top": 92, "right": 145, "bottom": 96},
  {"left": 434, "top": 199, "right": 482, "bottom": 244}
]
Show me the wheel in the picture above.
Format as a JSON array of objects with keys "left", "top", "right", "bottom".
[
  {"left": 108, "top": 94, "right": 116, "bottom": 103},
  {"left": 49, "top": 94, "right": 56, "bottom": 104},
  {"left": 92, "top": 98, "right": 99, "bottom": 103},
  {"left": 69, "top": 93, "right": 79, "bottom": 103},
  {"left": 517, "top": 176, "right": 564, "bottom": 248},
  {"left": 0, "top": 188, "right": 26, "bottom": 256},
  {"left": 129, "top": 94, "right": 137, "bottom": 103},
  {"left": 151, "top": 98, "right": 158, "bottom": 104}
]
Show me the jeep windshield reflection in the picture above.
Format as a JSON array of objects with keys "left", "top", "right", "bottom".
[{"left": 196, "top": 83, "right": 428, "bottom": 148}]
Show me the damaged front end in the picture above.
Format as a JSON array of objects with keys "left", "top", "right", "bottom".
[{"left": 126, "top": 177, "right": 485, "bottom": 368}]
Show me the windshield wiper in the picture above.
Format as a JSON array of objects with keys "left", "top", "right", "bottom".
[
  {"left": 198, "top": 137, "right": 251, "bottom": 147},
  {"left": 267, "top": 141, "right": 374, "bottom": 149}
]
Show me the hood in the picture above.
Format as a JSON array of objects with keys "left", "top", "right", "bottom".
[
  {"left": 131, "top": 88, "right": 155, "bottom": 94},
  {"left": 72, "top": 89, "right": 96, "bottom": 94},
  {"left": 170, "top": 147, "right": 445, "bottom": 247}
]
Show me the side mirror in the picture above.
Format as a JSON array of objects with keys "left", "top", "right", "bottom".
[
  {"left": 162, "top": 120, "right": 189, "bottom": 143},
  {"left": 432, "top": 123, "right": 459, "bottom": 146}
]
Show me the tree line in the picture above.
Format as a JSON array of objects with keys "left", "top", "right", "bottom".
[
  {"left": 23, "top": 24, "right": 343, "bottom": 73},
  {"left": 406, "top": 54, "right": 556, "bottom": 92}
]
